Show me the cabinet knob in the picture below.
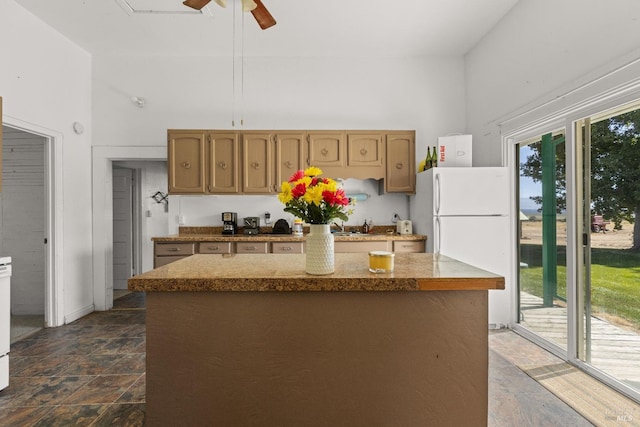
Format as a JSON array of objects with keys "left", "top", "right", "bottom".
[
  {"left": 284, "top": 161, "right": 293, "bottom": 168},
  {"left": 181, "top": 161, "right": 191, "bottom": 169},
  {"left": 360, "top": 148, "right": 368, "bottom": 156},
  {"left": 218, "top": 161, "right": 227, "bottom": 170},
  {"left": 320, "top": 148, "right": 329, "bottom": 156},
  {"left": 251, "top": 162, "right": 260, "bottom": 169},
  {"left": 396, "top": 163, "right": 404, "bottom": 169}
]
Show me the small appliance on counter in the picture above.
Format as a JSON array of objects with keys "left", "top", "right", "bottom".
[
  {"left": 222, "top": 212, "right": 238, "bottom": 235},
  {"left": 272, "top": 219, "right": 291, "bottom": 234},
  {"left": 243, "top": 217, "right": 260, "bottom": 235},
  {"left": 396, "top": 220, "right": 413, "bottom": 235}
]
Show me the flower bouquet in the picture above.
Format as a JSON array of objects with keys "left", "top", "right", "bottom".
[{"left": 277, "top": 166, "right": 353, "bottom": 224}]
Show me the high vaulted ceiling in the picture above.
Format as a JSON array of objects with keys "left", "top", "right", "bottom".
[{"left": 14, "top": 0, "right": 519, "bottom": 57}]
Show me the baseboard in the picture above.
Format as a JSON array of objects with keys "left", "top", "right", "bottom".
[{"left": 64, "top": 304, "right": 95, "bottom": 324}]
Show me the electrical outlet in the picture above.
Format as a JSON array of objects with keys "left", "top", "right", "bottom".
[
  {"left": 392, "top": 213, "right": 400, "bottom": 223},
  {"left": 265, "top": 212, "right": 271, "bottom": 224}
]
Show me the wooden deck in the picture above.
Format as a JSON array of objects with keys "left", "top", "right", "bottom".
[{"left": 520, "top": 292, "right": 640, "bottom": 389}]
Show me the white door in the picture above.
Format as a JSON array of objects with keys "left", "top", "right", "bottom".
[{"left": 112, "top": 168, "right": 133, "bottom": 290}]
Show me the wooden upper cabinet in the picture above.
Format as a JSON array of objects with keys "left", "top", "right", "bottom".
[
  {"left": 275, "top": 132, "right": 305, "bottom": 191},
  {"left": 167, "top": 129, "right": 415, "bottom": 195},
  {"left": 385, "top": 132, "right": 416, "bottom": 193},
  {"left": 242, "top": 132, "right": 273, "bottom": 194},
  {"left": 307, "top": 131, "right": 345, "bottom": 168},
  {"left": 347, "top": 133, "right": 383, "bottom": 167},
  {"left": 208, "top": 132, "right": 239, "bottom": 194},
  {"left": 168, "top": 131, "right": 207, "bottom": 194}
]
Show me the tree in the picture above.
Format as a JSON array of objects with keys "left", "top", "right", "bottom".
[{"left": 521, "top": 113, "right": 640, "bottom": 251}]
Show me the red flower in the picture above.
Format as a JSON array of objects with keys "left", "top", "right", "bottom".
[
  {"left": 288, "top": 170, "right": 304, "bottom": 183},
  {"left": 292, "top": 182, "right": 307, "bottom": 198}
]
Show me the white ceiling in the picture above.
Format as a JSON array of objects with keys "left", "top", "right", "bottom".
[{"left": 14, "top": 0, "right": 519, "bottom": 57}]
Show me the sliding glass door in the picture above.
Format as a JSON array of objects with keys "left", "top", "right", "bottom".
[
  {"left": 517, "top": 130, "right": 568, "bottom": 351},
  {"left": 577, "top": 109, "right": 640, "bottom": 392}
]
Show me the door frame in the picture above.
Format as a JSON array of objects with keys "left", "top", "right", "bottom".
[
  {"left": 2, "top": 116, "right": 64, "bottom": 328},
  {"left": 92, "top": 146, "right": 166, "bottom": 311}
]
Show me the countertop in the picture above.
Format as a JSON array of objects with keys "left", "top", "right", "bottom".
[
  {"left": 152, "top": 225, "right": 427, "bottom": 243},
  {"left": 128, "top": 252, "right": 504, "bottom": 292},
  {"left": 152, "top": 233, "right": 426, "bottom": 242}
]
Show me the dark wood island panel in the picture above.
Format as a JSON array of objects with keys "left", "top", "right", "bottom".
[{"left": 130, "top": 253, "right": 504, "bottom": 426}]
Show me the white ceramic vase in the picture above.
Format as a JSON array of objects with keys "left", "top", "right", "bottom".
[{"left": 305, "top": 224, "right": 335, "bottom": 275}]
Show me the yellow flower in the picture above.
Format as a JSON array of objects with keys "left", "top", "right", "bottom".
[
  {"left": 304, "top": 184, "right": 324, "bottom": 205},
  {"left": 304, "top": 166, "right": 323, "bottom": 177},
  {"left": 278, "top": 181, "right": 293, "bottom": 204}
]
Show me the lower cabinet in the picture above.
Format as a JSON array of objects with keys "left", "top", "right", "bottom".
[
  {"left": 393, "top": 240, "right": 425, "bottom": 253},
  {"left": 334, "top": 240, "right": 391, "bottom": 253},
  {"left": 236, "top": 242, "right": 269, "bottom": 254},
  {"left": 272, "top": 242, "right": 305, "bottom": 254},
  {"left": 154, "top": 238, "right": 425, "bottom": 267},
  {"left": 198, "top": 242, "right": 233, "bottom": 254},
  {"left": 154, "top": 242, "right": 195, "bottom": 268}
]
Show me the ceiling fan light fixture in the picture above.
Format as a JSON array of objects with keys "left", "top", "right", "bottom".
[
  {"left": 214, "top": 0, "right": 227, "bottom": 8},
  {"left": 241, "top": 0, "right": 257, "bottom": 12},
  {"left": 182, "top": 0, "right": 212, "bottom": 10}
]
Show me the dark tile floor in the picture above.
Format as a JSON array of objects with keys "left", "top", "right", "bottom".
[
  {"left": 0, "top": 292, "right": 593, "bottom": 426},
  {"left": 0, "top": 292, "right": 146, "bottom": 426}
]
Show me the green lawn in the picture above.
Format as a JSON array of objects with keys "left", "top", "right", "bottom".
[{"left": 520, "top": 244, "right": 640, "bottom": 328}]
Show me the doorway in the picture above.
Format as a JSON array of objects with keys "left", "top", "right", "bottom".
[
  {"left": 92, "top": 146, "right": 167, "bottom": 311},
  {"left": 1, "top": 125, "right": 53, "bottom": 341}
]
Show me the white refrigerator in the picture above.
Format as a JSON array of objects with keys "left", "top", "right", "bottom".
[{"left": 409, "top": 168, "right": 512, "bottom": 328}]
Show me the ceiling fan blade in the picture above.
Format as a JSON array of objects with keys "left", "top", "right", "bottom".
[
  {"left": 241, "top": 0, "right": 257, "bottom": 12},
  {"left": 250, "top": 0, "right": 276, "bottom": 30},
  {"left": 183, "top": 0, "right": 212, "bottom": 10}
]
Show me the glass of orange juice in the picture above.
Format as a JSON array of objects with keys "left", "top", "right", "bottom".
[{"left": 368, "top": 251, "right": 395, "bottom": 273}]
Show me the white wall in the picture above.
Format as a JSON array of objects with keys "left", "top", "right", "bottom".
[
  {"left": 1, "top": 0, "right": 92, "bottom": 324},
  {"left": 465, "top": 0, "right": 640, "bottom": 165},
  {"left": 93, "top": 55, "right": 466, "bottom": 236}
]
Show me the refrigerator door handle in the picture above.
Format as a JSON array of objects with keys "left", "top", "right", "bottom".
[
  {"left": 435, "top": 216, "right": 441, "bottom": 254},
  {"left": 434, "top": 172, "right": 441, "bottom": 215}
]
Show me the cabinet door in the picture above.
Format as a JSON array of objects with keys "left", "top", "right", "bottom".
[
  {"left": 385, "top": 132, "right": 415, "bottom": 193},
  {"left": 347, "top": 133, "right": 383, "bottom": 167},
  {"left": 168, "top": 131, "right": 206, "bottom": 194},
  {"left": 275, "top": 132, "right": 305, "bottom": 191},
  {"left": 242, "top": 133, "right": 273, "bottom": 194},
  {"left": 307, "top": 131, "right": 345, "bottom": 168},
  {"left": 208, "top": 133, "right": 240, "bottom": 193}
]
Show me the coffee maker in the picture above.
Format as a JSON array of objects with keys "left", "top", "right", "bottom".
[{"left": 221, "top": 212, "right": 237, "bottom": 235}]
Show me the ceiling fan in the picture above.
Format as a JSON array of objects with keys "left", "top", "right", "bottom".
[{"left": 183, "top": 0, "right": 276, "bottom": 30}]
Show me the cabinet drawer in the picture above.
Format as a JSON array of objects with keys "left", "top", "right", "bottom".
[
  {"left": 154, "top": 255, "right": 190, "bottom": 268},
  {"left": 393, "top": 241, "right": 425, "bottom": 253},
  {"left": 198, "top": 242, "right": 232, "bottom": 254},
  {"left": 272, "top": 242, "right": 304, "bottom": 254},
  {"left": 155, "top": 243, "right": 195, "bottom": 256},
  {"left": 334, "top": 241, "right": 390, "bottom": 253},
  {"left": 236, "top": 242, "right": 269, "bottom": 254}
]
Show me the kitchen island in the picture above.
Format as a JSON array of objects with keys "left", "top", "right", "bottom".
[{"left": 129, "top": 253, "right": 504, "bottom": 426}]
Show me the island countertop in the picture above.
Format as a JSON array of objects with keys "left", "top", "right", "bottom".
[
  {"left": 151, "top": 232, "right": 426, "bottom": 243},
  {"left": 128, "top": 252, "right": 505, "bottom": 292}
]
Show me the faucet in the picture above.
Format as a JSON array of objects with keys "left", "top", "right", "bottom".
[{"left": 332, "top": 221, "right": 345, "bottom": 233}]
